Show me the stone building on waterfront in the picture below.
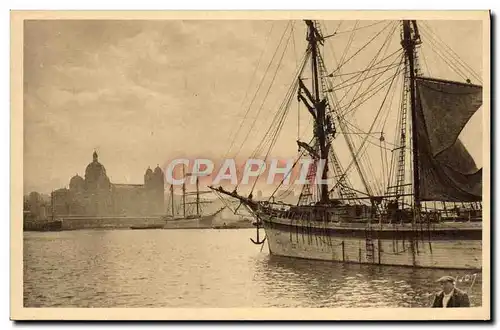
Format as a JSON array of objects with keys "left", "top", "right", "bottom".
[
  {"left": 23, "top": 191, "right": 50, "bottom": 221},
  {"left": 52, "top": 151, "right": 165, "bottom": 217}
]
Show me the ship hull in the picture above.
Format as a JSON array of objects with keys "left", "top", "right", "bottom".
[
  {"left": 163, "top": 207, "right": 226, "bottom": 229},
  {"left": 163, "top": 213, "right": 219, "bottom": 229},
  {"left": 262, "top": 217, "right": 482, "bottom": 270},
  {"left": 24, "top": 220, "right": 63, "bottom": 232}
]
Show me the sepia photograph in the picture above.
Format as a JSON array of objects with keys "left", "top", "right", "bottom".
[{"left": 10, "top": 10, "right": 490, "bottom": 320}]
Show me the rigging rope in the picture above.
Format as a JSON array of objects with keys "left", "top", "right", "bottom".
[
  {"left": 329, "top": 21, "right": 395, "bottom": 77},
  {"left": 338, "top": 127, "right": 401, "bottom": 151},
  {"left": 329, "top": 21, "right": 387, "bottom": 36},
  {"left": 252, "top": 80, "right": 299, "bottom": 159},
  {"left": 251, "top": 50, "right": 310, "bottom": 159},
  {"left": 332, "top": 21, "right": 344, "bottom": 35},
  {"left": 337, "top": 21, "right": 359, "bottom": 72},
  {"left": 420, "top": 22, "right": 482, "bottom": 82},
  {"left": 332, "top": 50, "right": 402, "bottom": 108},
  {"left": 356, "top": 69, "right": 401, "bottom": 193},
  {"left": 222, "top": 21, "right": 276, "bottom": 161},
  {"left": 234, "top": 45, "right": 310, "bottom": 192},
  {"left": 315, "top": 22, "right": 400, "bottom": 198},
  {"left": 330, "top": 63, "right": 402, "bottom": 92},
  {"left": 380, "top": 135, "right": 386, "bottom": 196},
  {"left": 380, "top": 68, "right": 401, "bottom": 131},
  {"left": 336, "top": 22, "right": 400, "bottom": 117},
  {"left": 225, "top": 21, "right": 291, "bottom": 160},
  {"left": 268, "top": 149, "right": 307, "bottom": 201},
  {"left": 419, "top": 28, "right": 470, "bottom": 82},
  {"left": 338, "top": 55, "right": 404, "bottom": 118},
  {"left": 232, "top": 21, "right": 295, "bottom": 160},
  {"left": 386, "top": 64, "right": 408, "bottom": 195},
  {"left": 291, "top": 22, "right": 300, "bottom": 141},
  {"left": 319, "top": 22, "right": 402, "bottom": 197},
  {"left": 253, "top": 53, "right": 311, "bottom": 186},
  {"left": 420, "top": 46, "right": 432, "bottom": 77},
  {"left": 379, "top": 68, "right": 401, "bottom": 193},
  {"left": 250, "top": 82, "right": 296, "bottom": 195},
  {"left": 328, "top": 54, "right": 404, "bottom": 195},
  {"left": 329, "top": 62, "right": 402, "bottom": 78},
  {"left": 321, "top": 21, "right": 404, "bottom": 197}
]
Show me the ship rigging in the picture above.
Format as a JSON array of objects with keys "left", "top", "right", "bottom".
[{"left": 210, "top": 19, "right": 483, "bottom": 269}]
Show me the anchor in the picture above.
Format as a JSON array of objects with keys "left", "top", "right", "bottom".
[{"left": 250, "top": 218, "right": 266, "bottom": 245}]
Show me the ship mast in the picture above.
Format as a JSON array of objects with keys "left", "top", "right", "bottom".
[
  {"left": 401, "top": 20, "right": 421, "bottom": 214},
  {"left": 51, "top": 190, "right": 55, "bottom": 221},
  {"left": 182, "top": 164, "right": 186, "bottom": 218},
  {"left": 170, "top": 184, "right": 175, "bottom": 217},
  {"left": 196, "top": 176, "right": 200, "bottom": 217},
  {"left": 305, "top": 20, "right": 329, "bottom": 204}
]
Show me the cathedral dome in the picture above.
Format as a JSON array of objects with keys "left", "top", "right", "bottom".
[
  {"left": 153, "top": 165, "right": 164, "bottom": 182},
  {"left": 144, "top": 167, "right": 153, "bottom": 184},
  {"left": 69, "top": 174, "right": 85, "bottom": 191},
  {"left": 153, "top": 165, "right": 164, "bottom": 176},
  {"left": 145, "top": 164, "right": 164, "bottom": 189},
  {"left": 84, "top": 151, "right": 110, "bottom": 189}
]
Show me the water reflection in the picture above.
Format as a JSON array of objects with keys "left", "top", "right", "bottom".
[
  {"left": 24, "top": 229, "right": 482, "bottom": 308},
  {"left": 255, "top": 255, "right": 482, "bottom": 307}
]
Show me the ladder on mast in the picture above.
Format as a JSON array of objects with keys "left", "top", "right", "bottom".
[{"left": 386, "top": 55, "right": 410, "bottom": 201}]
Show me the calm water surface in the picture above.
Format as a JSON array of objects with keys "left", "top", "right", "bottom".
[{"left": 24, "top": 228, "right": 482, "bottom": 308}]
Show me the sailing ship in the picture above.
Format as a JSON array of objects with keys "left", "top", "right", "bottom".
[
  {"left": 210, "top": 20, "right": 484, "bottom": 269},
  {"left": 163, "top": 166, "right": 225, "bottom": 228}
]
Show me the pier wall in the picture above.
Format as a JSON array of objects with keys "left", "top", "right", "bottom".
[{"left": 60, "top": 216, "right": 165, "bottom": 230}]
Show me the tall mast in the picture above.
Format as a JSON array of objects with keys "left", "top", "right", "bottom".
[
  {"left": 305, "top": 20, "right": 329, "bottom": 204},
  {"left": 51, "top": 190, "right": 54, "bottom": 221},
  {"left": 182, "top": 165, "right": 186, "bottom": 218},
  {"left": 402, "top": 20, "right": 421, "bottom": 213},
  {"left": 196, "top": 177, "right": 200, "bottom": 217}
]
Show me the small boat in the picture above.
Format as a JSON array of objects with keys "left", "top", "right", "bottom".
[
  {"left": 162, "top": 166, "right": 225, "bottom": 229},
  {"left": 130, "top": 224, "right": 164, "bottom": 230},
  {"left": 24, "top": 220, "right": 63, "bottom": 232}
]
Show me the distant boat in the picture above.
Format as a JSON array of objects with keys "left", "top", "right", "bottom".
[
  {"left": 163, "top": 166, "right": 225, "bottom": 229},
  {"left": 163, "top": 206, "right": 225, "bottom": 229},
  {"left": 24, "top": 219, "right": 63, "bottom": 232},
  {"left": 130, "top": 224, "right": 164, "bottom": 230}
]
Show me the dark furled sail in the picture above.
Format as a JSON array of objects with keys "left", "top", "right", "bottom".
[{"left": 414, "top": 77, "right": 482, "bottom": 202}]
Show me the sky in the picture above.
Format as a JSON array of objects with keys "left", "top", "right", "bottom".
[{"left": 23, "top": 19, "right": 484, "bottom": 195}]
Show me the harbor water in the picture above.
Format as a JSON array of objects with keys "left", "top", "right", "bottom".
[{"left": 23, "top": 228, "right": 482, "bottom": 308}]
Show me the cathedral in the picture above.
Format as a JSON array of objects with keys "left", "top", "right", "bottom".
[{"left": 52, "top": 151, "right": 165, "bottom": 217}]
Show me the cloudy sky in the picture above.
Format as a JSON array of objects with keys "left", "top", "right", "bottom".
[{"left": 23, "top": 19, "right": 483, "bottom": 194}]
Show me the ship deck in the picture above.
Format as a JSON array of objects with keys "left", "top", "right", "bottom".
[
  {"left": 265, "top": 216, "right": 482, "bottom": 230},
  {"left": 261, "top": 216, "right": 482, "bottom": 241}
]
